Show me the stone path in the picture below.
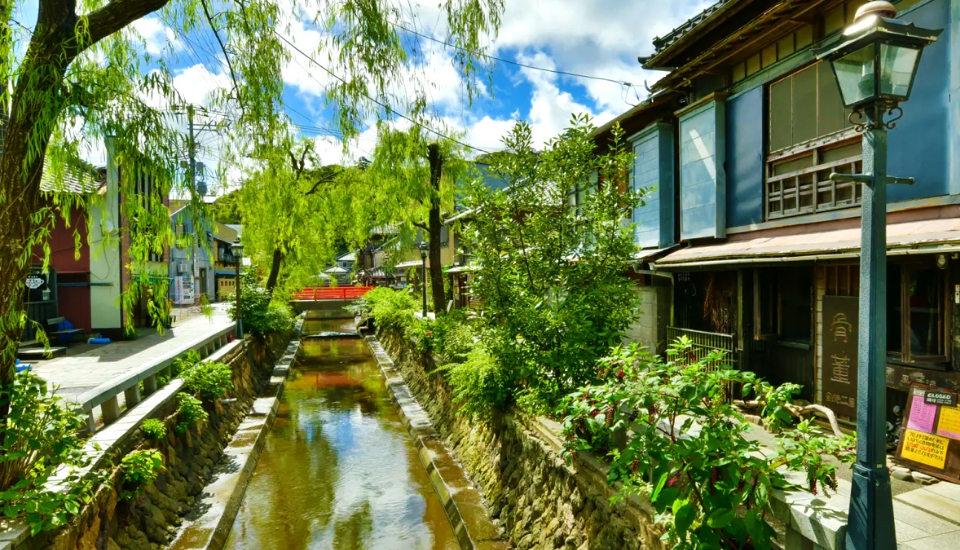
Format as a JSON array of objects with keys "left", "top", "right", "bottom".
[{"left": 30, "top": 304, "right": 233, "bottom": 401}]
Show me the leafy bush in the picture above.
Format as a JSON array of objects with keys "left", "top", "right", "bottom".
[
  {"left": 559, "top": 338, "right": 855, "bottom": 550},
  {"left": 120, "top": 450, "right": 164, "bottom": 500},
  {"left": 174, "top": 393, "right": 208, "bottom": 434},
  {"left": 0, "top": 373, "right": 99, "bottom": 534},
  {"left": 442, "top": 340, "right": 508, "bottom": 418},
  {"left": 172, "top": 349, "right": 202, "bottom": 378},
  {"left": 228, "top": 271, "right": 293, "bottom": 338},
  {"left": 456, "top": 117, "right": 644, "bottom": 413},
  {"left": 181, "top": 361, "right": 234, "bottom": 400},
  {"left": 360, "top": 287, "right": 416, "bottom": 333},
  {"left": 140, "top": 418, "right": 167, "bottom": 441}
]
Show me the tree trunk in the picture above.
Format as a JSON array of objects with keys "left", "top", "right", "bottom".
[
  {"left": 0, "top": 0, "right": 171, "bottom": 426},
  {"left": 427, "top": 144, "right": 445, "bottom": 316},
  {"left": 265, "top": 247, "right": 283, "bottom": 295}
]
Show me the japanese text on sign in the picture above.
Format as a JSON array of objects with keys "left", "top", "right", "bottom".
[{"left": 901, "top": 429, "right": 949, "bottom": 469}]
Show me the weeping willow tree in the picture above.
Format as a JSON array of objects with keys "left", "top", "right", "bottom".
[
  {"left": 0, "top": 0, "right": 502, "bottom": 523},
  {"left": 365, "top": 123, "right": 470, "bottom": 313},
  {"left": 238, "top": 135, "right": 371, "bottom": 296}
]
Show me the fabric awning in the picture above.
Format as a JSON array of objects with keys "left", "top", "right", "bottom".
[
  {"left": 654, "top": 216, "right": 960, "bottom": 268},
  {"left": 395, "top": 260, "right": 426, "bottom": 269},
  {"left": 214, "top": 270, "right": 235, "bottom": 276},
  {"left": 446, "top": 264, "right": 481, "bottom": 273}
]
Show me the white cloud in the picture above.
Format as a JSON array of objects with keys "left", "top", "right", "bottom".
[
  {"left": 130, "top": 16, "right": 181, "bottom": 56},
  {"left": 172, "top": 64, "right": 232, "bottom": 106}
]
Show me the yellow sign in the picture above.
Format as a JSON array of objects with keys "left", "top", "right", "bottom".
[
  {"left": 937, "top": 406, "right": 960, "bottom": 440},
  {"left": 901, "top": 429, "right": 949, "bottom": 469}
]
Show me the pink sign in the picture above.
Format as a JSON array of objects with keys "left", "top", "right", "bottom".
[{"left": 907, "top": 394, "right": 938, "bottom": 434}]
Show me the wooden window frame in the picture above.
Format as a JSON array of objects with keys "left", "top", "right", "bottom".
[{"left": 891, "top": 263, "right": 951, "bottom": 364}]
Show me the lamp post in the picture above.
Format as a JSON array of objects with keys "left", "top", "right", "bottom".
[
  {"left": 231, "top": 238, "right": 244, "bottom": 339},
  {"left": 816, "top": 3, "right": 940, "bottom": 549},
  {"left": 418, "top": 240, "right": 429, "bottom": 318}
]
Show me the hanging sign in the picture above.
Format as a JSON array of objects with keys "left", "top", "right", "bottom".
[
  {"left": 25, "top": 276, "right": 45, "bottom": 289},
  {"left": 926, "top": 391, "right": 959, "bottom": 407},
  {"left": 821, "top": 296, "right": 858, "bottom": 418}
]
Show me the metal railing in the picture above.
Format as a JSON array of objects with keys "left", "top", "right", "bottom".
[
  {"left": 73, "top": 323, "right": 236, "bottom": 433},
  {"left": 293, "top": 286, "right": 374, "bottom": 301},
  {"left": 666, "top": 326, "right": 739, "bottom": 370}
]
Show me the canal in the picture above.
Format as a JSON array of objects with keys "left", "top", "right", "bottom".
[{"left": 224, "top": 317, "right": 459, "bottom": 550}]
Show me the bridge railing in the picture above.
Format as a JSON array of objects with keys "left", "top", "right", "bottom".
[{"left": 293, "top": 286, "right": 374, "bottom": 301}]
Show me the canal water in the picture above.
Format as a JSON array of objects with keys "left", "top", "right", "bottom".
[{"left": 224, "top": 317, "right": 459, "bottom": 550}]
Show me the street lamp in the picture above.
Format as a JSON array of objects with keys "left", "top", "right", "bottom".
[
  {"left": 816, "top": 3, "right": 940, "bottom": 549},
  {"left": 230, "top": 238, "right": 244, "bottom": 339},
  {"left": 418, "top": 240, "right": 429, "bottom": 318}
]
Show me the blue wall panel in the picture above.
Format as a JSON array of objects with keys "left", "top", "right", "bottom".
[
  {"left": 887, "top": 0, "right": 949, "bottom": 202},
  {"left": 630, "top": 122, "right": 675, "bottom": 249},
  {"left": 679, "top": 100, "right": 725, "bottom": 240},
  {"left": 725, "top": 87, "right": 764, "bottom": 227}
]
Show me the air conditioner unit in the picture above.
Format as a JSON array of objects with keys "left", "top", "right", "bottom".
[{"left": 177, "top": 262, "right": 189, "bottom": 274}]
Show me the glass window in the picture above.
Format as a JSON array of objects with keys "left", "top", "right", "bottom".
[
  {"left": 879, "top": 44, "right": 919, "bottom": 98},
  {"left": 887, "top": 264, "right": 947, "bottom": 362}
]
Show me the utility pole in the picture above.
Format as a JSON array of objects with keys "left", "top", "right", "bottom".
[
  {"left": 427, "top": 143, "right": 445, "bottom": 316},
  {"left": 187, "top": 104, "right": 199, "bottom": 304}
]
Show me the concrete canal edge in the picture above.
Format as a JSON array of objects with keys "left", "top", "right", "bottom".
[
  {"left": 170, "top": 318, "right": 303, "bottom": 550},
  {"left": 362, "top": 333, "right": 510, "bottom": 550}
]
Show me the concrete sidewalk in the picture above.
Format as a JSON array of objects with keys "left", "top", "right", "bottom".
[{"left": 31, "top": 304, "right": 232, "bottom": 401}]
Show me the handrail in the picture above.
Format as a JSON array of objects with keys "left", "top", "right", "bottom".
[
  {"left": 293, "top": 286, "right": 374, "bottom": 301},
  {"left": 73, "top": 322, "right": 236, "bottom": 433}
]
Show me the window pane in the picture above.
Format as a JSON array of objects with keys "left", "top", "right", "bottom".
[
  {"left": 792, "top": 65, "right": 818, "bottom": 144},
  {"left": 770, "top": 78, "right": 793, "bottom": 151},
  {"left": 833, "top": 44, "right": 876, "bottom": 106},
  {"left": 818, "top": 61, "right": 848, "bottom": 136},
  {"left": 908, "top": 269, "right": 943, "bottom": 357},
  {"left": 879, "top": 44, "right": 919, "bottom": 98},
  {"left": 887, "top": 264, "right": 902, "bottom": 356}
]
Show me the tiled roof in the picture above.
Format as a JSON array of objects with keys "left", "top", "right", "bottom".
[
  {"left": 39, "top": 160, "right": 102, "bottom": 194},
  {"left": 652, "top": 0, "right": 738, "bottom": 54}
]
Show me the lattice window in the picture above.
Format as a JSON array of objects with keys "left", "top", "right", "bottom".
[{"left": 765, "top": 135, "right": 863, "bottom": 218}]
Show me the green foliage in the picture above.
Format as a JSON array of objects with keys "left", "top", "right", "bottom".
[
  {"left": 558, "top": 338, "right": 856, "bottom": 550},
  {"left": 175, "top": 393, "right": 208, "bottom": 434},
  {"left": 181, "top": 361, "right": 234, "bottom": 401},
  {"left": 172, "top": 349, "right": 202, "bottom": 378},
  {"left": 120, "top": 450, "right": 164, "bottom": 500},
  {"left": 357, "top": 287, "right": 417, "bottom": 333},
  {"left": 228, "top": 271, "right": 293, "bottom": 338},
  {"left": 442, "top": 340, "right": 508, "bottom": 418},
  {"left": 456, "top": 116, "right": 645, "bottom": 413},
  {"left": 211, "top": 190, "right": 242, "bottom": 224},
  {"left": 0, "top": 373, "right": 100, "bottom": 534},
  {"left": 140, "top": 419, "right": 167, "bottom": 441}
]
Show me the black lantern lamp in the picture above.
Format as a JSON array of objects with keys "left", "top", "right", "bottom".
[
  {"left": 417, "top": 240, "right": 429, "bottom": 318},
  {"left": 816, "top": 3, "right": 941, "bottom": 550},
  {"left": 819, "top": 1, "right": 940, "bottom": 127}
]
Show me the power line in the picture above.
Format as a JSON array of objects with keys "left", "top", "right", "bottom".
[
  {"left": 394, "top": 21, "right": 639, "bottom": 89},
  {"left": 274, "top": 30, "right": 490, "bottom": 155}
]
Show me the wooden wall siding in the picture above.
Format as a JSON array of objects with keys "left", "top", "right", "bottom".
[
  {"left": 815, "top": 264, "right": 859, "bottom": 418},
  {"left": 679, "top": 99, "right": 726, "bottom": 240},
  {"left": 630, "top": 122, "right": 675, "bottom": 249}
]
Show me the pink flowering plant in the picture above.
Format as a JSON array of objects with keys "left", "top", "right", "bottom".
[{"left": 558, "top": 336, "right": 855, "bottom": 549}]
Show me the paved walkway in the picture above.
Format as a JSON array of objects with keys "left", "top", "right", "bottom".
[{"left": 31, "top": 305, "right": 233, "bottom": 401}]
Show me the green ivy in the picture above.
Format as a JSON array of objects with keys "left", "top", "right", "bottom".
[
  {"left": 0, "top": 373, "right": 101, "bottom": 534},
  {"left": 175, "top": 393, "right": 208, "bottom": 434},
  {"left": 181, "top": 361, "right": 234, "bottom": 401},
  {"left": 558, "top": 338, "right": 856, "bottom": 549},
  {"left": 119, "top": 450, "right": 164, "bottom": 500},
  {"left": 140, "top": 419, "right": 167, "bottom": 441}
]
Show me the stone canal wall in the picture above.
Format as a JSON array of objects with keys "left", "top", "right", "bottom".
[
  {"left": 375, "top": 327, "right": 665, "bottom": 550},
  {"left": 17, "top": 332, "right": 290, "bottom": 550}
]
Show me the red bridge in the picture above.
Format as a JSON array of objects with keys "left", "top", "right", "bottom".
[{"left": 292, "top": 287, "right": 375, "bottom": 317}]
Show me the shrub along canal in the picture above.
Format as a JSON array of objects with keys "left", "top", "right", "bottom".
[{"left": 224, "top": 317, "right": 459, "bottom": 549}]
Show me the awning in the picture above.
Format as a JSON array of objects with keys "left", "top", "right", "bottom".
[
  {"left": 654, "top": 216, "right": 960, "bottom": 268},
  {"left": 632, "top": 245, "right": 681, "bottom": 262},
  {"left": 215, "top": 270, "right": 235, "bottom": 276},
  {"left": 395, "top": 260, "right": 425, "bottom": 269}
]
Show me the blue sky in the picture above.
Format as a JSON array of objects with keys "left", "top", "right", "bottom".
[{"left": 12, "top": 0, "right": 712, "bottom": 189}]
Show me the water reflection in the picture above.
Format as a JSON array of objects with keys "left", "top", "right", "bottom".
[{"left": 224, "top": 318, "right": 458, "bottom": 550}]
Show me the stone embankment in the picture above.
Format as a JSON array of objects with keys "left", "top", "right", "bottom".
[
  {"left": 372, "top": 327, "right": 665, "bottom": 550},
  {"left": 13, "top": 330, "right": 292, "bottom": 550}
]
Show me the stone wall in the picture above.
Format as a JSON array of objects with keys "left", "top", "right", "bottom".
[
  {"left": 377, "top": 328, "right": 665, "bottom": 550},
  {"left": 21, "top": 332, "right": 289, "bottom": 550}
]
